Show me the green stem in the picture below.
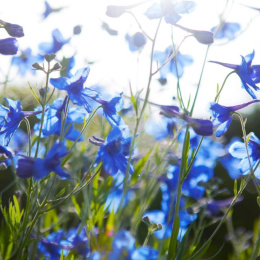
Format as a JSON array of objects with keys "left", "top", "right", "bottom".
[
  {"left": 59, "top": 97, "right": 70, "bottom": 142},
  {"left": 250, "top": 222, "right": 260, "bottom": 260},
  {"left": 214, "top": 71, "right": 236, "bottom": 102},
  {"left": 190, "top": 45, "right": 210, "bottom": 116},
  {"left": 23, "top": 118, "right": 32, "bottom": 157},
  {"left": 35, "top": 63, "right": 50, "bottom": 158}
]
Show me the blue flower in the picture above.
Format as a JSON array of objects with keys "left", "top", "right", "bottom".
[
  {"left": 229, "top": 133, "right": 260, "bottom": 179},
  {"left": 0, "top": 38, "right": 18, "bottom": 55},
  {"left": 95, "top": 125, "right": 133, "bottom": 176},
  {"left": 17, "top": 141, "right": 70, "bottom": 181},
  {"left": 0, "top": 19, "right": 24, "bottom": 38},
  {"left": 145, "top": 116, "right": 177, "bottom": 140},
  {"left": 43, "top": 1, "right": 64, "bottom": 19},
  {"left": 34, "top": 98, "right": 87, "bottom": 141},
  {"left": 145, "top": 0, "right": 196, "bottom": 25},
  {"left": 50, "top": 67, "right": 100, "bottom": 113},
  {"left": 38, "top": 227, "right": 90, "bottom": 259},
  {"left": 0, "top": 145, "right": 14, "bottom": 169},
  {"left": 125, "top": 32, "right": 147, "bottom": 52},
  {"left": 39, "top": 29, "right": 70, "bottom": 54},
  {"left": 106, "top": 3, "right": 144, "bottom": 18},
  {"left": 94, "top": 93, "right": 124, "bottom": 127},
  {"left": 211, "top": 22, "right": 241, "bottom": 40},
  {"left": 161, "top": 105, "right": 213, "bottom": 136},
  {"left": 0, "top": 98, "right": 42, "bottom": 146},
  {"left": 209, "top": 100, "right": 260, "bottom": 137},
  {"left": 11, "top": 48, "right": 43, "bottom": 76},
  {"left": 154, "top": 47, "right": 193, "bottom": 83},
  {"left": 144, "top": 170, "right": 197, "bottom": 240},
  {"left": 108, "top": 230, "right": 158, "bottom": 260},
  {"left": 210, "top": 50, "right": 260, "bottom": 99}
]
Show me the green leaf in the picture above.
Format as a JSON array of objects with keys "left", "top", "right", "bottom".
[
  {"left": 28, "top": 82, "right": 41, "bottom": 105},
  {"left": 257, "top": 196, "right": 260, "bottom": 207},
  {"left": 71, "top": 196, "right": 81, "bottom": 217},
  {"left": 55, "top": 187, "right": 66, "bottom": 198},
  {"left": 192, "top": 239, "right": 212, "bottom": 260},
  {"left": 246, "top": 132, "right": 252, "bottom": 144},
  {"left": 234, "top": 179, "right": 237, "bottom": 197},
  {"left": 132, "top": 148, "right": 152, "bottom": 182}
]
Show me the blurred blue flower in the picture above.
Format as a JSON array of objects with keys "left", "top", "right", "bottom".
[
  {"left": 96, "top": 125, "right": 133, "bottom": 176},
  {"left": 43, "top": 1, "right": 64, "bottom": 19},
  {"left": 38, "top": 227, "right": 90, "bottom": 259},
  {"left": 39, "top": 29, "right": 70, "bottom": 54},
  {"left": 161, "top": 105, "right": 213, "bottom": 136},
  {"left": 34, "top": 98, "right": 87, "bottom": 141},
  {"left": 0, "top": 19, "right": 24, "bottom": 38},
  {"left": 144, "top": 169, "right": 197, "bottom": 240},
  {"left": 106, "top": 3, "right": 144, "bottom": 18},
  {"left": 17, "top": 141, "right": 70, "bottom": 181},
  {"left": 209, "top": 100, "right": 260, "bottom": 137},
  {"left": 0, "top": 38, "right": 18, "bottom": 55},
  {"left": 145, "top": 115, "right": 177, "bottom": 140},
  {"left": 154, "top": 47, "right": 193, "bottom": 83},
  {"left": 229, "top": 132, "right": 260, "bottom": 179},
  {"left": 145, "top": 0, "right": 196, "bottom": 25},
  {"left": 108, "top": 230, "right": 158, "bottom": 260},
  {"left": 0, "top": 98, "right": 42, "bottom": 146},
  {"left": 0, "top": 145, "right": 14, "bottom": 169},
  {"left": 11, "top": 48, "right": 43, "bottom": 76},
  {"left": 125, "top": 32, "right": 147, "bottom": 52},
  {"left": 211, "top": 22, "right": 241, "bottom": 40},
  {"left": 210, "top": 50, "right": 260, "bottom": 99},
  {"left": 50, "top": 67, "right": 100, "bottom": 113}
]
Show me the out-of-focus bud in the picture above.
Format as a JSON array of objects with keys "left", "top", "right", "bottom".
[
  {"left": 0, "top": 19, "right": 24, "bottom": 38},
  {"left": 0, "top": 38, "right": 18, "bottom": 55},
  {"left": 73, "top": 25, "right": 82, "bottom": 35},
  {"left": 32, "top": 62, "right": 44, "bottom": 71},
  {"left": 44, "top": 53, "right": 56, "bottom": 62},
  {"left": 39, "top": 87, "right": 49, "bottom": 99},
  {"left": 51, "top": 62, "right": 62, "bottom": 71}
]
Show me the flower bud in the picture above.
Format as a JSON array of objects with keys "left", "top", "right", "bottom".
[
  {"left": 51, "top": 62, "right": 62, "bottom": 71},
  {"left": 44, "top": 53, "right": 56, "bottom": 62},
  {"left": 32, "top": 62, "right": 44, "bottom": 71},
  {"left": 0, "top": 38, "right": 18, "bottom": 55},
  {"left": 73, "top": 25, "right": 82, "bottom": 35}
]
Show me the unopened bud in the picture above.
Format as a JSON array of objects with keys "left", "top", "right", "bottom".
[
  {"left": 32, "top": 62, "right": 44, "bottom": 71},
  {"left": 44, "top": 53, "right": 56, "bottom": 62},
  {"left": 51, "top": 62, "right": 62, "bottom": 71}
]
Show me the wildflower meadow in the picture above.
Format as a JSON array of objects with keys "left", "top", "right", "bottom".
[{"left": 1, "top": 0, "right": 260, "bottom": 259}]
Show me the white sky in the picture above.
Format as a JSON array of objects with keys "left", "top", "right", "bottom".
[{"left": 1, "top": 0, "right": 260, "bottom": 117}]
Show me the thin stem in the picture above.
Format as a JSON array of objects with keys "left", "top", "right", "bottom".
[
  {"left": 250, "top": 222, "right": 260, "bottom": 260},
  {"left": 59, "top": 97, "right": 70, "bottom": 142},
  {"left": 214, "top": 71, "right": 236, "bottom": 102},
  {"left": 23, "top": 117, "right": 32, "bottom": 157},
  {"left": 35, "top": 63, "right": 50, "bottom": 158},
  {"left": 190, "top": 45, "right": 210, "bottom": 116}
]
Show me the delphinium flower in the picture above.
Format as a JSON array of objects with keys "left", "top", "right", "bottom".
[
  {"left": 229, "top": 133, "right": 260, "bottom": 179},
  {"left": 208, "top": 100, "right": 260, "bottom": 137},
  {"left": 154, "top": 47, "right": 193, "bottom": 84},
  {"left": 108, "top": 230, "right": 158, "bottom": 260},
  {"left": 17, "top": 141, "right": 70, "bottom": 181},
  {"left": 209, "top": 50, "right": 260, "bottom": 99},
  {"left": 43, "top": 1, "right": 64, "bottom": 19},
  {"left": 39, "top": 29, "right": 70, "bottom": 54},
  {"left": 145, "top": 115, "right": 177, "bottom": 140},
  {"left": 0, "top": 38, "right": 18, "bottom": 55},
  {"left": 34, "top": 98, "right": 87, "bottom": 141},
  {"left": 50, "top": 67, "right": 100, "bottom": 113},
  {"left": 95, "top": 125, "right": 134, "bottom": 176},
  {"left": 11, "top": 48, "right": 43, "bottom": 76},
  {"left": 161, "top": 105, "right": 213, "bottom": 136},
  {"left": 0, "top": 145, "right": 14, "bottom": 170},
  {"left": 0, "top": 98, "right": 42, "bottom": 146},
  {"left": 145, "top": 0, "right": 196, "bottom": 25},
  {"left": 0, "top": 19, "right": 24, "bottom": 38},
  {"left": 93, "top": 93, "right": 125, "bottom": 127},
  {"left": 211, "top": 22, "right": 241, "bottom": 41},
  {"left": 38, "top": 227, "right": 90, "bottom": 259},
  {"left": 125, "top": 32, "right": 147, "bottom": 52},
  {"left": 144, "top": 171, "right": 197, "bottom": 240}
]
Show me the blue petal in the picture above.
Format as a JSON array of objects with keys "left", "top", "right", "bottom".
[
  {"left": 50, "top": 77, "right": 70, "bottom": 90},
  {"left": 69, "top": 67, "right": 90, "bottom": 85},
  {"left": 132, "top": 247, "right": 158, "bottom": 260},
  {"left": 229, "top": 142, "right": 248, "bottom": 159},
  {"left": 215, "top": 117, "right": 233, "bottom": 137},
  {"left": 144, "top": 3, "right": 162, "bottom": 19},
  {"left": 174, "top": 1, "right": 196, "bottom": 14}
]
